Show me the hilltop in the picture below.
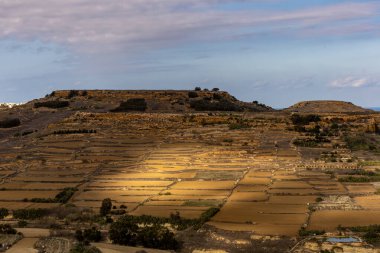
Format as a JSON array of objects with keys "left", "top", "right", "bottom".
[
  {"left": 27, "top": 89, "right": 273, "bottom": 113},
  {"left": 284, "top": 100, "right": 372, "bottom": 114}
]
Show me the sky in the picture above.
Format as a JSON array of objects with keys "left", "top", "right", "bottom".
[{"left": 0, "top": 0, "right": 380, "bottom": 108}]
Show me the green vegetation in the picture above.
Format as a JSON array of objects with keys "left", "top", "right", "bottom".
[
  {"left": 293, "top": 137, "right": 329, "bottom": 147},
  {"left": 55, "top": 187, "right": 78, "bottom": 203},
  {"left": 70, "top": 243, "right": 102, "bottom": 253},
  {"left": 109, "top": 215, "right": 179, "bottom": 250},
  {"left": 75, "top": 227, "right": 102, "bottom": 243},
  {"left": 34, "top": 100, "right": 69, "bottom": 108},
  {"left": 0, "top": 224, "right": 16, "bottom": 234},
  {"left": 13, "top": 208, "right": 49, "bottom": 220},
  {"left": 0, "top": 118, "right": 21, "bottom": 128},
  {"left": 17, "top": 220, "right": 27, "bottom": 227},
  {"left": 0, "top": 208, "right": 8, "bottom": 219},
  {"left": 291, "top": 114, "right": 321, "bottom": 125},
  {"left": 111, "top": 98, "right": 147, "bottom": 112},
  {"left": 345, "top": 134, "right": 378, "bottom": 151},
  {"left": 190, "top": 98, "right": 244, "bottom": 112},
  {"left": 30, "top": 187, "right": 78, "bottom": 203},
  {"left": 338, "top": 171, "right": 380, "bottom": 182},
  {"left": 100, "top": 198, "right": 112, "bottom": 216},
  {"left": 298, "top": 228, "right": 325, "bottom": 237},
  {"left": 229, "top": 122, "right": 250, "bottom": 130},
  {"left": 68, "top": 90, "right": 80, "bottom": 99},
  {"left": 188, "top": 91, "right": 199, "bottom": 98},
  {"left": 315, "top": 197, "right": 323, "bottom": 203},
  {"left": 338, "top": 225, "right": 380, "bottom": 243}
]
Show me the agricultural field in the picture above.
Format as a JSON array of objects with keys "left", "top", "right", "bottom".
[{"left": 1, "top": 91, "right": 380, "bottom": 252}]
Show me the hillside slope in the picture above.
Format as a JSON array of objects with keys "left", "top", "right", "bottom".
[
  {"left": 285, "top": 100, "right": 372, "bottom": 113},
  {"left": 28, "top": 90, "right": 273, "bottom": 113}
]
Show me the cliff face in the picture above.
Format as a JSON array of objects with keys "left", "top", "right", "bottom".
[
  {"left": 30, "top": 90, "right": 273, "bottom": 113},
  {"left": 285, "top": 100, "right": 372, "bottom": 114}
]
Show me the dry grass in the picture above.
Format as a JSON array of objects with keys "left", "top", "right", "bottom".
[{"left": 309, "top": 210, "right": 380, "bottom": 231}]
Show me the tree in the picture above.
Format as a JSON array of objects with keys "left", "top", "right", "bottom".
[
  {"left": 100, "top": 198, "right": 112, "bottom": 216},
  {"left": 109, "top": 217, "right": 138, "bottom": 246}
]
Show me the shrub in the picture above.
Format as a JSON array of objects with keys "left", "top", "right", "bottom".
[
  {"left": 55, "top": 187, "right": 78, "bottom": 203},
  {"left": 0, "top": 118, "right": 21, "bottom": 128},
  {"left": 298, "top": 228, "right": 325, "bottom": 237},
  {"left": 212, "top": 88, "right": 220, "bottom": 92},
  {"left": 110, "top": 209, "right": 126, "bottom": 215},
  {"left": 194, "top": 87, "right": 201, "bottom": 91},
  {"left": 29, "top": 188, "right": 77, "bottom": 204},
  {"left": 70, "top": 243, "right": 102, "bottom": 253},
  {"left": 109, "top": 216, "right": 178, "bottom": 250},
  {"left": 229, "top": 123, "right": 250, "bottom": 130},
  {"left": 190, "top": 98, "right": 243, "bottom": 112},
  {"left": 100, "top": 198, "right": 112, "bottom": 216},
  {"left": 345, "top": 134, "right": 378, "bottom": 151},
  {"left": 291, "top": 114, "right": 321, "bottom": 125},
  {"left": 68, "top": 90, "right": 80, "bottom": 99},
  {"left": 18, "top": 220, "right": 28, "bottom": 227},
  {"left": 75, "top": 227, "right": 102, "bottom": 242},
  {"left": 188, "top": 91, "right": 198, "bottom": 98},
  {"left": 111, "top": 98, "right": 147, "bottom": 112},
  {"left": 34, "top": 100, "right": 69, "bottom": 109},
  {"left": 13, "top": 208, "right": 49, "bottom": 220},
  {"left": 0, "top": 208, "right": 8, "bottom": 219},
  {"left": 0, "top": 224, "right": 16, "bottom": 234}
]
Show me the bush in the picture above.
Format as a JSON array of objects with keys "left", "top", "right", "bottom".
[
  {"left": 29, "top": 188, "right": 77, "bottom": 204},
  {"left": 110, "top": 209, "right": 126, "bottom": 215},
  {"left": 55, "top": 187, "right": 78, "bottom": 203},
  {"left": 291, "top": 114, "right": 321, "bottom": 125},
  {"left": 13, "top": 208, "right": 49, "bottom": 220},
  {"left": 345, "top": 134, "right": 378, "bottom": 151},
  {"left": 194, "top": 87, "right": 201, "bottom": 91},
  {"left": 70, "top": 243, "right": 102, "bottom": 253},
  {"left": 0, "top": 224, "right": 16, "bottom": 234},
  {"left": 111, "top": 98, "right": 147, "bottom": 112},
  {"left": 0, "top": 118, "right": 21, "bottom": 128},
  {"left": 18, "top": 220, "right": 28, "bottom": 227},
  {"left": 68, "top": 90, "right": 80, "bottom": 99},
  {"left": 190, "top": 98, "right": 243, "bottom": 112},
  {"left": 75, "top": 227, "right": 102, "bottom": 242},
  {"left": 0, "top": 208, "right": 8, "bottom": 219},
  {"left": 298, "top": 228, "right": 325, "bottom": 237},
  {"left": 100, "top": 198, "right": 112, "bottom": 216},
  {"left": 188, "top": 91, "right": 198, "bottom": 98},
  {"left": 109, "top": 216, "right": 178, "bottom": 250},
  {"left": 34, "top": 100, "right": 69, "bottom": 109}
]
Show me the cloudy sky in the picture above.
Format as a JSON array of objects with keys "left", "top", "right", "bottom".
[{"left": 0, "top": 0, "right": 379, "bottom": 107}]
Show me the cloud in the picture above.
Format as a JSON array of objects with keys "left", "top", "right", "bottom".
[
  {"left": 330, "top": 76, "right": 376, "bottom": 88},
  {"left": 0, "top": 1, "right": 378, "bottom": 53}
]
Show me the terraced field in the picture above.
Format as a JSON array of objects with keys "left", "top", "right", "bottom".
[{"left": 1, "top": 105, "right": 380, "bottom": 246}]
